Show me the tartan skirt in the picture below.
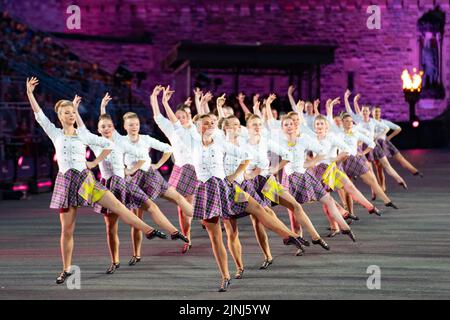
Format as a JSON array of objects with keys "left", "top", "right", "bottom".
[
  {"left": 310, "top": 163, "right": 348, "bottom": 191},
  {"left": 168, "top": 164, "right": 199, "bottom": 197},
  {"left": 241, "top": 179, "right": 270, "bottom": 207},
  {"left": 94, "top": 175, "right": 149, "bottom": 215},
  {"left": 50, "top": 169, "right": 107, "bottom": 210},
  {"left": 193, "top": 177, "right": 249, "bottom": 221},
  {"left": 129, "top": 168, "right": 170, "bottom": 200},
  {"left": 363, "top": 142, "right": 386, "bottom": 162},
  {"left": 249, "top": 175, "right": 275, "bottom": 207},
  {"left": 281, "top": 171, "right": 327, "bottom": 204},
  {"left": 340, "top": 155, "right": 369, "bottom": 178},
  {"left": 379, "top": 139, "right": 399, "bottom": 158}
]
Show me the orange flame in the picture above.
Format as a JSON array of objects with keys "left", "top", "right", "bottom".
[{"left": 401, "top": 68, "right": 423, "bottom": 91}]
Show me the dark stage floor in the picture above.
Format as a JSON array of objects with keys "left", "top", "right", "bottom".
[{"left": 1, "top": 149, "right": 450, "bottom": 300}]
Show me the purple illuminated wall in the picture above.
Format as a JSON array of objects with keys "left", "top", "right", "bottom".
[{"left": 2, "top": 0, "right": 450, "bottom": 121}]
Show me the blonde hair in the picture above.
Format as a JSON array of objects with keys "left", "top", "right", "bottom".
[
  {"left": 287, "top": 111, "right": 299, "bottom": 118},
  {"left": 222, "top": 115, "right": 239, "bottom": 131},
  {"left": 246, "top": 114, "right": 261, "bottom": 126},
  {"left": 280, "top": 114, "right": 294, "bottom": 126},
  {"left": 123, "top": 112, "right": 139, "bottom": 121},
  {"left": 54, "top": 100, "right": 73, "bottom": 113}
]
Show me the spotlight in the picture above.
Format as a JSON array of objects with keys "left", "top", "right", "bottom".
[{"left": 412, "top": 120, "right": 420, "bottom": 128}]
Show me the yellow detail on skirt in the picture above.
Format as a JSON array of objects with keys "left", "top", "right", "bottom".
[
  {"left": 322, "top": 162, "right": 346, "bottom": 190},
  {"left": 262, "top": 175, "right": 285, "bottom": 204},
  {"left": 233, "top": 184, "right": 250, "bottom": 203},
  {"left": 79, "top": 171, "right": 107, "bottom": 203}
]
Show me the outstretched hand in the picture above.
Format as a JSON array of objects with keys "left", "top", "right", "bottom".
[
  {"left": 100, "top": 92, "right": 112, "bottom": 110},
  {"left": 152, "top": 85, "right": 164, "bottom": 97},
  {"left": 344, "top": 89, "right": 351, "bottom": 100},
  {"left": 162, "top": 85, "right": 175, "bottom": 103},
  {"left": 266, "top": 93, "right": 277, "bottom": 105},
  {"left": 288, "top": 85, "right": 295, "bottom": 95},
  {"left": 72, "top": 94, "right": 82, "bottom": 111},
  {"left": 217, "top": 93, "right": 226, "bottom": 108},
  {"left": 354, "top": 93, "right": 361, "bottom": 103},
  {"left": 26, "top": 77, "right": 39, "bottom": 93}
]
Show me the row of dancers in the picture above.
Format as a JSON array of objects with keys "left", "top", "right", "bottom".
[{"left": 26, "top": 77, "right": 422, "bottom": 292}]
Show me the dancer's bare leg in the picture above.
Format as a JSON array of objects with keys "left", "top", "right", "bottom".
[
  {"left": 162, "top": 187, "right": 193, "bottom": 217},
  {"left": 204, "top": 217, "right": 230, "bottom": 281},
  {"left": 223, "top": 218, "right": 244, "bottom": 272},
  {"left": 104, "top": 213, "right": 120, "bottom": 264},
  {"left": 59, "top": 207, "right": 77, "bottom": 272}
]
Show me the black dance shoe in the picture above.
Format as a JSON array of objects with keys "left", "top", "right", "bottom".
[
  {"left": 234, "top": 268, "right": 245, "bottom": 279},
  {"left": 295, "top": 248, "right": 304, "bottom": 256},
  {"left": 385, "top": 202, "right": 399, "bottom": 209},
  {"left": 344, "top": 212, "right": 360, "bottom": 221},
  {"left": 182, "top": 243, "right": 192, "bottom": 254},
  {"left": 218, "top": 278, "right": 231, "bottom": 292},
  {"left": 171, "top": 231, "right": 189, "bottom": 243},
  {"left": 283, "top": 236, "right": 307, "bottom": 250},
  {"left": 146, "top": 229, "right": 168, "bottom": 240},
  {"left": 413, "top": 171, "right": 423, "bottom": 178},
  {"left": 371, "top": 194, "right": 377, "bottom": 201},
  {"left": 312, "top": 238, "right": 330, "bottom": 251},
  {"left": 259, "top": 259, "right": 273, "bottom": 270},
  {"left": 106, "top": 263, "right": 120, "bottom": 274},
  {"left": 56, "top": 271, "right": 72, "bottom": 284},
  {"left": 399, "top": 182, "right": 408, "bottom": 190},
  {"left": 369, "top": 207, "right": 382, "bottom": 216},
  {"left": 341, "top": 229, "right": 356, "bottom": 242},
  {"left": 128, "top": 256, "right": 141, "bottom": 266},
  {"left": 327, "top": 229, "right": 340, "bottom": 238}
]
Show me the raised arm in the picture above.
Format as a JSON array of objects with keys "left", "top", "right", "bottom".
[
  {"left": 73, "top": 94, "right": 85, "bottom": 128},
  {"left": 193, "top": 87, "right": 203, "bottom": 115},
  {"left": 287, "top": 85, "right": 296, "bottom": 110},
  {"left": 216, "top": 93, "right": 226, "bottom": 119},
  {"left": 353, "top": 93, "right": 362, "bottom": 115},
  {"left": 161, "top": 85, "right": 178, "bottom": 123},
  {"left": 150, "top": 85, "right": 163, "bottom": 118},
  {"left": 237, "top": 92, "right": 251, "bottom": 115},
  {"left": 313, "top": 99, "right": 321, "bottom": 116},
  {"left": 26, "top": 77, "right": 41, "bottom": 113},
  {"left": 265, "top": 93, "right": 277, "bottom": 123},
  {"left": 344, "top": 89, "right": 353, "bottom": 115},
  {"left": 201, "top": 91, "right": 213, "bottom": 114},
  {"left": 99, "top": 92, "right": 112, "bottom": 115}
]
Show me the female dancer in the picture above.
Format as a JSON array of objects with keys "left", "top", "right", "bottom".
[
  {"left": 371, "top": 106, "right": 423, "bottom": 192},
  {"left": 150, "top": 85, "right": 199, "bottom": 254},
  {"left": 106, "top": 109, "right": 194, "bottom": 265},
  {"left": 310, "top": 112, "right": 382, "bottom": 224},
  {"left": 266, "top": 95, "right": 356, "bottom": 242},
  {"left": 340, "top": 113, "right": 399, "bottom": 210},
  {"left": 27, "top": 78, "right": 166, "bottom": 284},
  {"left": 244, "top": 114, "right": 330, "bottom": 254},
  {"left": 344, "top": 91, "right": 408, "bottom": 190},
  {"left": 81, "top": 96, "right": 189, "bottom": 273},
  {"left": 186, "top": 114, "right": 307, "bottom": 292}
]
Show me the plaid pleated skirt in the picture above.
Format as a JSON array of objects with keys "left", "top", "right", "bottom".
[
  {"left": 310, "top": 163, "right": 348, "bottom": 191},
  {"left": 168, "top": 164, "right": 199, "bottom": 197},
  {"left": 248, "top": 175, "right": 275, "bottom": 207},
  {"left": 340, "top": 155, "right": 369, "bottom": 178},
  {"left": 379, "top": 139, "right": 399, "bottom": 158},
  {"left": 94, "top": 175, "right": 149, "bottom": 215},
  {"left": 130, "top": 168, "right": 170, "bottom": 200},
  {"left": 281, "top": 171, "right": 327, "bottom": 204},
  {"left": 241, "top": 179, "right": 270, "bottom": 207},
  {"left": 50, "top": 169, "right": 107, "bottom": 210},
  {"left": 193, "top": 177, "right": 249, "bottom": 221},
  {"left": 363, "top": 142, "right": 386, "bottom": 162}
]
